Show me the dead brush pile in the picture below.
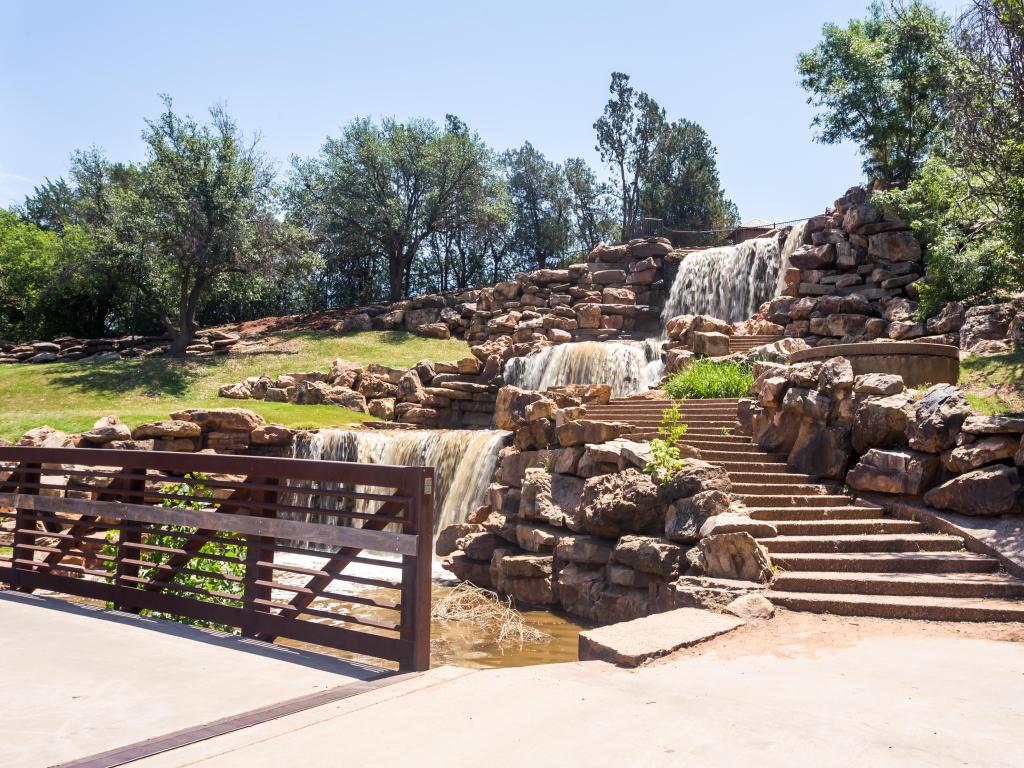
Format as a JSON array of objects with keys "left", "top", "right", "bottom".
[{"left": 432, "top": 582, "right": 550, "bottom": 648}]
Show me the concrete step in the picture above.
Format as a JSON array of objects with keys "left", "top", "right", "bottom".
[
  {"left": 719, "top": 462, "right": 796, "bottom": 473},
  {"left": 773, "top": 571, "right": 1024, "bottom": 599},
  {"left": 729, "top": 472, "right": 816, "bottom": 485},
  {"left": 761, "top": 533, "right": 964, "bottom": 554},
  {"left": 746, "top": 505, "right": 884, "bottom": 521},
  {"left": 609, "top": 398, "right": 740, "bottom": 405},
  {"left": 767, "top": 519, "right": 925, "bottom": 536},
  {"left": 738, "top": 494, "right": 857, "bottom": 507},
  {"left": 770, "top": 551, "right": 1002, "bottom": 573},
  {"left": 676, "top": 435, "right": 757, "bottom": 446},
  {"left": 766, "top": 590, "right": 1024, "bottom": 622},
  {"left": 732, "top": 483, "right": 838, "bottom": 496},
  {"left": 701, "top": 451, "right": 788, "bottom": 464}
]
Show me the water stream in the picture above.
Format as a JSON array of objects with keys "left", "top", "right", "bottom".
[
  {"left": 292, "top": 428, "right": 510, "bottom": 538},
  {"left": 503, "top": 340, "right": 664, "bottom": 398},
  {"left": 661, "top": 234, "right": 785, "bottom": 325}
]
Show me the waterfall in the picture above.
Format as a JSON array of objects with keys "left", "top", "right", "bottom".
[
  {"left": 291, "top": 428, "right": 510, "bottom": 541},
  {"left": 776, "top": 221, "right": 808, "bottom": 297},
  {"left": 503, "top": 340, "right": 664, "bottom": 397},
  {"left": 661, "top": 234, "right": 785, "bottom": 325}
]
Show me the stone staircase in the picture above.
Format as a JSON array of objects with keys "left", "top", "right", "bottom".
[
  {"left": 586, "top": 396, "right": 1024, "bottom": 622},
  {"left": 726, "top": 334, "right": 782, "bottom": 354}
]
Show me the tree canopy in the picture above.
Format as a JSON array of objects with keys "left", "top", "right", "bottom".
[{"left": 797, "top": 1, "right": 953, "bottom": 184}]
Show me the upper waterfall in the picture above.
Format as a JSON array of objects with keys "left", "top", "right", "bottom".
[
  {"left": 661, "top": 234, "right": 785, "bottom": 325},
  {"left": 292, "top": 428, "right": 510, "bottom": 539},
  {"left": 503, "top": 340, "right": 663, "bottom": 398}
]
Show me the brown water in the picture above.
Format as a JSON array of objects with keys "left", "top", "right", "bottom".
[{"left": 276, "top": 580, "right": 586, "bottom": 671}]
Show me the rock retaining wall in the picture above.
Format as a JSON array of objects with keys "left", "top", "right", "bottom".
[{"left": 741, "top": 358, "right": 1024, "bottom": 516}]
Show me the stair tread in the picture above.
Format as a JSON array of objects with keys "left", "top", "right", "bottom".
[
  {"left": 774, "top": 551, "right": 995, "bottom": 562},
  {"left": 767, "top": 590, "right": 1024, "bottom": 611},
  {"left": 775, "top": 571, "right": 1024, "bottom": 585}
]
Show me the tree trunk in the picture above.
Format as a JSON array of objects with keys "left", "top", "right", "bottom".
[{"left": 388, "top": 254, "right": 404, "bottom": 302}]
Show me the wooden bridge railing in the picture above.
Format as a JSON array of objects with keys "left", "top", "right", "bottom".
[{"left": 0, "top": 446, "right": 434, "bottom": 671}]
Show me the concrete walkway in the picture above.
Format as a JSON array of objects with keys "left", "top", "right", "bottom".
[
  {"left": 132, "top": 622, "right": 1024, "bottom": 768},
  {"left": 0, "top": 591, "right": 387, "bottom": 767}
]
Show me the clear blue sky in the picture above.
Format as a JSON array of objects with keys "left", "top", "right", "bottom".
[{"left": 1, "top": 0, "right": 966, "bottom": 222}]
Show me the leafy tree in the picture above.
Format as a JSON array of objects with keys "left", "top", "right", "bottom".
[
  {"left": 640, "top": 119, "right": 739, "bottom": 236},
  {"left": 116, "top": 98, "right": 293, "bottom": 354},
  {"left": 563, "top": 157, "right": 618, "bottom": 255},
  {"left": 874, "top": 156, "right": 1021, "bottom": 317},
  {"left": 944, "top": 0, "right": 1024, "bottom": 256},
  {"left": 594, "top": 72, "right": 667, "bottom": 234},
  {"left": 503, "top": 142, "right": 572, "bottom": 270},
  {"left": 288, "top": 115, "right": 494, "bottom": 303},
  {"left": 797, "top": 1, "right": 953, "bottom": 183}
]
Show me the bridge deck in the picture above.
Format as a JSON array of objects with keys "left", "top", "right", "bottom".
[{"left": 0, "top": 591, "right": 390, "bottom": 768}]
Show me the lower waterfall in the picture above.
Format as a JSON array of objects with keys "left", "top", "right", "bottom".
[
  {"left": 661, "top": 234, "right": 785, "bottom": 325},
  {"left": 291, "top": 428, "right": 510, "bottom": 543},
  {"left": 503, "top": 340, "right": 663, "bottom": 397}
]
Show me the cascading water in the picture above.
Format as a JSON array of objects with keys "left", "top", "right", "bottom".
[
  {"left": 503, "top": 340, "right": 664, "bottom": 398},
  {"left": 661, "top": 234, "right": 785, "bottom": 325},
  {"left": 290, "top": 428, "right": 510, "bottom": 542}
]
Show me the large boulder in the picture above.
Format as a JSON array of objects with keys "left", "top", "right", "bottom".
[
  {"left": 694, "top": 532, "right": 773, "bottom": 584},
  {"left": 959, "top": 301, "right": 1021, "bottom": 352},
  {"left": 942, "top": 436, "right": 1020, "bottom": 474},
  {"left": 656, "top": 460, "right": 731, "bottom": 505},
  {"left": 788, "top": 422, "right": 852, "bottom": 480},
  {"left": 170, "top": 407, "right": 264, "bottom": 432},
  {"left": 519, "top": 468, "right": 584, "bottom": 528},
  {"left": 923, "top": 465, "right": 1022, "bottom": 516},
  {"left": 905, "top": 385, "right": 970, "bottom": 453},
  {"left": 132, "top": 420, "right": 203, "bottom": 440},
  {"left": 612, "top": 535, "right": 684, "bottom": 578},
  {"left": 847, "top": 448, "right": 941, "bottom": 495},
  {"left": 579, "top": 468, "right": 662, "bottom": 538},
  {"left": 854, "top": 373, "right": 905, "bottom": 396},
  {"left": 868, "top": 231, "right": 922, "bottom": 262},
  {"left": 494, "top": 386, "right": 547, "bottom": 431},
  {"left": 664, "top": 489, "right": 732, "bottom": 544},
  {"left": 852, "top": 393, "right": 911, "bottom": 453},
  {"left": 80, "top": 415, "right": 132, "bottom": 445}
]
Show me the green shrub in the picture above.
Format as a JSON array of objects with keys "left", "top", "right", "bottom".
[
  {"left": 645, "top": 404, "right": 690, "bottom": 482},
  {"left": 663, "top": 359, "right": 753, "bottom": 400}
]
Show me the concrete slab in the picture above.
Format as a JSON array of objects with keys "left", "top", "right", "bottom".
[
  {"left": 891, "top": 499, "right": 1024, "bottom": 578},
  {"left": 0, "top": 591, "right": 387, "bottom": 767},
  {"left": 133, "top": 629, "right": 1024, "bottom": 768},
  {"left": 578, "top": 607, "right": 744, "bottom": 666}
]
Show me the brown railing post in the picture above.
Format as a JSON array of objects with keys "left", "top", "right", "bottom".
[
  {"left": 10, "top": 462, "right": 41, "bottom": 592},
  {"left": 242, "top": 477, "right": 277, "bottom": 638},
  {"left": 114, "top": 467, "right": 147, "bottom": 612},
  {"left": 399, "top": 467, "right": 433, "bottom": 672}
]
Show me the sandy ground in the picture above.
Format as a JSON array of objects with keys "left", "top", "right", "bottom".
[{"left": 663, "top": 608, "right": 1024, "bottom": 663}]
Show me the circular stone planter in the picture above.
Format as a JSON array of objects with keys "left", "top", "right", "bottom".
[{"left": 788, "top": 342, "right": 959, "bottom": 387}]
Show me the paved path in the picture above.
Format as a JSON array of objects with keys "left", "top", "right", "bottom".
[
  {"left": 0, "top": 591, "right": 387, "bottom": 767},
  {"left": 134, "top": 627, "right": 1024, "bottom": 768}
]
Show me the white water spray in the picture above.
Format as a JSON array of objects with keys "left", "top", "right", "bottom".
[
  {"left": 661, "top": 234, "right": 785, "bottom": 325},
  {"left": 291, "top": 428, "right": 510, "bottom": 540},
  {"left": 503, "top": 340, "right": 663, "bottom": 397}
]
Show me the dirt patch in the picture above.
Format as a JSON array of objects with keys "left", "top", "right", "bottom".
[{"left": 657, "top": 609, "right": 1024, "bottom": 664}]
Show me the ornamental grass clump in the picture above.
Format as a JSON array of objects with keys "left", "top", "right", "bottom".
[
  {"left": 432, "top": 582, "right": 549, "bottom": 648},
  {"left": 664, "top": 359, "right": 754, "bottom": 400}
]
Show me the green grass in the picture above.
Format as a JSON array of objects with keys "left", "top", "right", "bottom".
[
  {"left": 663, "top": 359, "right": 754, "bottom": 400},
  {"left": 960, "top": 349, "right": 1024, "bottom": 415},
  {"left": 0, "top": 330, "right": 471, "bottom": 442}
]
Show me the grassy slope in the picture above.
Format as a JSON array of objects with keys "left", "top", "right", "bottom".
[
  {"left": 0, "top": 330, "right": 471, "bottom": 441},
  {"left": 960, "top": 349, "right": 1024, "bottom": 415}
]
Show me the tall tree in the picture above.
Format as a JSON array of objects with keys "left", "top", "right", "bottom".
[
  {"left": 945, "top": 0, "right": 1024, "bottom": 256},
  {"left": 503, "top": 142, "right": 572, "bottom": 270},
  {"left": 594, "top": 72, "right": 667, "bottom": 235},
  {"left": 287, "top": 115, "right": 493, "bottom": 303},
  {"left": 797, "top": 1, "right": 953, "bottom": 183},
  {"left": 563, "top": 157, "right": 618, "bottom": 254},
  {"left": 123, "top": 98, "right": 290, "bottom": 354},
  {"left": 640, "top": 119, "right": 739, "bottom": 236}
]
